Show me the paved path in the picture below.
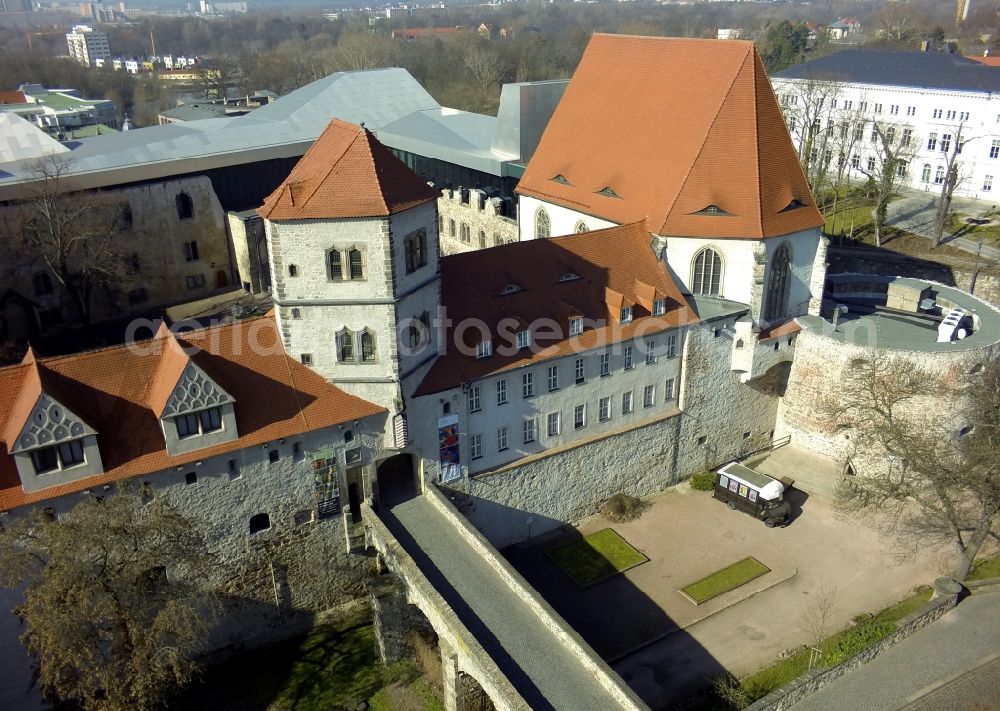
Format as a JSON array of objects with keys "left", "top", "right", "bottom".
[
  {"left": 381, "top": 494, "right": 622, "bottom": 711},
  {"left": 887, "top": 190, "right": 1000, "bottom": 262},
  {"left": 791, "top": 591, "right": 1000, "bottom": 711}
]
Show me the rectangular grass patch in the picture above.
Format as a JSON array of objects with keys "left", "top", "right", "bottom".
[
  {"left": 681, "top": 557, "right": 770, "bottom": 605},
  {"left": 547, "top": 528, "right": 648, "bottom": 588}
]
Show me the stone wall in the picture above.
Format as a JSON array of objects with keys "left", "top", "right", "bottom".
[
  {"left": 745, "top": 577, "right": 963, "bottom": 711},
  {"left": 437, "top": 188, "right": 518, "bottom": 256}
]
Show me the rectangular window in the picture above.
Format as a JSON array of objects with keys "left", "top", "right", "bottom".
[
  {"left": 653, "top": 299, "right": 666, "bottom": 316},
  {"left": 523, "top": 418, "right": 536, "bottom": 444},
  {"left": 574, "top": 404, "right": 586, "bottom": 430},
  {"left": 32, "top": 272, "right": 53, "bottom": 296},
  {"left": 907, "top": 106, "right": 915, "bottom": 116},
  {"left": 183, "top": 240, "right": 199, "bottom": 261},
  {"left": 470, "top": 434, "right": 483, "bottom": 459},
  {"left": 547, "top": 365, "right": 558, "bottom": 391},
  {"left": 946, "top": 110, "right": 956, "bottom": 120},
  {"left": 851, "top": 154, "right": 860, "bottom": 169},
  {"left": 185, "top": 274, "right": 205, "bottom": 290},
  {"left": 665, "top": 377, "right": 675, "bottom": 400},
  {"left": 873, "top": 103, "right": 882, "bottom": 114},
  {"left": 620, "top": 306, "right": 632, "bottom": 323},
  {"left": 941, "top": 134, "right": 952, "bottom": 153},
  {"left": 59, "top": 441, "right": 85, "bottom": 467},
  {"left": 348, "top": 249, "right": 364, "bottom": 280},
  {"left": 927, "top": 133, "right": 938, "bottom": 151},
  {"left": 516, "top": 330, "right": 530, "bottom": 349},
  {"left": 870, "top": 127, "right": 878, "bottom": 144},
  {"left": 568, "top": 318, "right": 582, "bottom": 336},
  {"left": 185, "top": 471, "right": 197, "bottom": 485},
  {"left": 228, "top": 459, "right": 240, "bottom": 480},
  {"left": 624, "top": 345, "right": 634, "bottom": 370},
  {"left": 666, "top": 334, "right": 677, "bottom": 358},
  {"left": 468, "top": 385, "right": 481, "bottom": 412},
  {"left": 867, "top": 156, "right": 876, "bottom": 171},
  {"left": 522, "top": 372, "right": 534, "bottom": 398},
  {"left": 890, "top": 104, "right": 898, "bottom": 115},
  {"left": 476, "top": 340, "right": 492, "bottom": 359},
  {"left": 599, "top": 396, "right": 611, "bottom": 422},
  {"left": 901, "top": 128, "right": 912, "bottom": 146},
  {"left": 645, "top": 341, "right": 657, "bottom": 365},
  {"left": 200, "top": 407, "right": 222, "bottom": 433},
  {"left": 575, "top": 358, "right": 585, "bottom": 384},
  {"left": 643, "top": 385, "right": 656, "bottom": 407},
  {"left": 175, "top": 413, "right": 199, "bottom": 438},
  {"left": 268, "top": 449, "right": 279, "bottom": 463},
  {"left": 404, "top": 228, "right": 427, "bottom": 273},
  {"left": 991, "top": 141, "right": 1000, "bottom": 159},
  {"left": 622, "top": 391, "right": 634, "bottom": 414},
  {"left": 497, "top": 426, "right": 509, "bottom": 452},
  {"left": 844, "top": 100, "right": 852, "bottom": 110},
  {"left": 300, "top": 353, "right": 312, "bottom": 365},
  {"left": 600, "top": 352, "right": 610, "bottom": 377},
  {"left": 496, "top": 379, "right": 507, "bottom": 405},
  {"left": 31, "top": 446, "right": 59, "bottom": 474},
  {"left": 933, "top": 108, "right": 942, "bottom": 119},
  {"left": 985, "top": 175, "right": 993, "bottom": 192},
  {"left": 546, "top": 412, "right": 561, "bottom": 437},
  {"left": 328, "top": 250, "right": 343, "bottom": 281}
]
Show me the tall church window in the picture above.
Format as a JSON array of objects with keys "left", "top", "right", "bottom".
[
  {"left": 764, "top": 243, "right": 792, "bottom": 322},
  {"left": 691, "top": 247, "right": 723, "bottom": 296},
  {"left": 460, "top": 223, "right": 471, "bottom": 243},
  {"left": 360, "top": 329, "right": 377, "bottom": 362},
  {"left": 535, "top": 207, "right": 551, "bottom": 239},
  {"left": 405, "top": 228, "right": 427, "bottom": 273}
]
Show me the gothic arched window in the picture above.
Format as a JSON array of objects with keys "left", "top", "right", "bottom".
[
  {"left": 764, "top": 243, "right": 792, "bottom": 322},
  {"left": 535, "top": 207, "right": 551, "bottom": 239},
  {"left": 691, "top": 247, "right": 723, "bottom": 296}
]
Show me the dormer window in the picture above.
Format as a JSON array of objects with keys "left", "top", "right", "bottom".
[
  {"left": 781, "top": 199, "right": 807, "bottom": 212},
  {"left": 501, "top": 283, "right": 522, "bottom": 295},
  {"left": 476, "top": 340, "right": 492, "bottom": 359},
  {"left": 620, "top": 306, "right": 633, "bottom": 323},
  {"left": 30, "top": 440, "right": 85, "bottom": 475},
  {"left": 558, "top": 272, "right": 580, "bottom": 283},
  {"left": 517, "top": 330, "right": 531, "bottom": 349},
  {"left": 653, "top": 299, "right": 666, "bottom": 316},
  {"left": 568, "top": 318, "right": 583, "bottom": 336},
  {"left": 597, "top": 186, "right": 621, "bottom": 198},
  {"left": 551, "top": 174, "right": 570, "bottom": 185},
  {"left": 175, "top": 407, "right": 223, "bottom": 439}
]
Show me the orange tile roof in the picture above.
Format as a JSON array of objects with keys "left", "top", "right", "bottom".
[
  {"left": 0, "top": 315, "right": 385, "bottom": 511},
  {"left": 757, "top": 319, "right": 802, "bottom": 341},
  {"left": 259, "top": 118, "right": 438, "bottom": 220},
  {"left": 414, "top": 222, "right": 700, "bottom": 396},
  {"left": 0, "top": 90, "right": 27, "bottom": 105},
  {"left": 517, "top": 35, "right": 824, "bottom": 240},
  {"left": 965, "top": 55, "right": 1000, "bottom": 67}
]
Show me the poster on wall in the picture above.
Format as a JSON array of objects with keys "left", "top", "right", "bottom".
[
  {"left": 312, "top": 447, "right": 341, "bottom": 518},
  {"left": 438, "top": 414, "right": 461, "bottom": 483}
]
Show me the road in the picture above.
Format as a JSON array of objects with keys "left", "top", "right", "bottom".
[{"left": 791, "top": 591, "right": 1000, "bottom": 711}]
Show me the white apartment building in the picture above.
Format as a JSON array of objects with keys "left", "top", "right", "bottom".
[
  {"left": 65, "top": 25, "right": 111, "bottom": 67},
  {"left": 773, "top": 50, "right": 1000, "bottom": 201}
]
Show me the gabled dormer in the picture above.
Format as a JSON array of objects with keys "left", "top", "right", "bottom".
[
  {"left": 5, "top": 349, "right": 105, "bottom": 493},
  {"left": 150, "top": 329, "right": 238, "bottom": 455}
]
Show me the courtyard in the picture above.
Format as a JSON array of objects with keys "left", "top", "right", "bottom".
[{"left": 504, "top": 471, "right": 951, "bottom": 708}]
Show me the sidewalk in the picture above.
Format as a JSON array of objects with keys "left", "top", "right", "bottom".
[
  {"left": 886, "top": 189, "right": 1000, "bottom": 262},
  {"left": 790, "top": 591, "right": 1000, "bottom": 711}
]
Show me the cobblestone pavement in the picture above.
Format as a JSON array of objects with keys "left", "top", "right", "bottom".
[
  {"left": 791, "top": 591, "right": 1000, "bottom": 711},
  {"left": 382, "top": 494, "right": 622, "bottom": 711}
]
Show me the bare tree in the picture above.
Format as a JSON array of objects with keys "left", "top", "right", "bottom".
[
  {"left": 932, "top": 120, "right": 973, "bottom": 247},
  {"left": 464, "top": 44, "right": 509, "bottom": 92},
  {"left": 857, "top": 121, "right": 916, "bottom": 247},
  {"left": 828, "top": 351, "right": 1000, "bottom": 581},
  {"left": 777, "top": 77, "right": 842, "bottom": 191},
  {"left": 0, "top": 488, "right": 217, "bottom": 710},
  {"left": 826, "top": 105, "right": 870, "bottom": 235},
  {"left": 15, "top": 155, "right": 132, "bottom": 327},
  {"left": 801, "top": 580, "right": 839, "bottom": 668},
  {"left": 330, "top": 31, "right": 399, "bottom": 72}
]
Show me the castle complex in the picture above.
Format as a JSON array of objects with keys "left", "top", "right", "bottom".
[{"left": 2, "top": 33, "right": 999, "bottom": 708}]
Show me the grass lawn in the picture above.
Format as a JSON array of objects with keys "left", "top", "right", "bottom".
[
  {"left": 547, "top": 528, "right": 648, "bottom": 588},
  {"left": 969, "top": 553, "right": 1000, "bottom": 581},
  {"left": 681, "top": 557, "right": 770, "bottom": 605},
  {"left": 177, "top": 610, "right": 442, "bottom": 711}
]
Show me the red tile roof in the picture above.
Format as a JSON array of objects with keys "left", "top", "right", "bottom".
[
  {"left": 0, "top": 90, "right": 27, "bottom": 105},
  {"left": 0, "top": 315, "right": 385, "bottom": 510},
  {"left": 517, "top": 35, "right": 824, "bottom": 240},
  {"left": 414, "top": 222, "right": 700, "bottom": 396},
  {"left": 259, "top": 118, "right": 438, "bottom": 220}
]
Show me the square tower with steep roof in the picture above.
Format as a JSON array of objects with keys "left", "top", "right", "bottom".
[{"left": 260, "top": 119, "right": 442, "bottom": 415}]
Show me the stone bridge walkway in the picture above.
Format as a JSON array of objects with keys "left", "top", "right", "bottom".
[{"left": 380, "top": 492, "right": 628, "bottom": 711}]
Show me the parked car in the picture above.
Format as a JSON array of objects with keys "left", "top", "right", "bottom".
[{"left": 713, "top": 462, "right": 791, "bottom": 527}]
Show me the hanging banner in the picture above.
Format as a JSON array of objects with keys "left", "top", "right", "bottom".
[
  {"left": 438, "top": 414, "right": 461, "bottom": 483},
  {"left": 311, "top": 447, "right": 340, "bottom": 518}
]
